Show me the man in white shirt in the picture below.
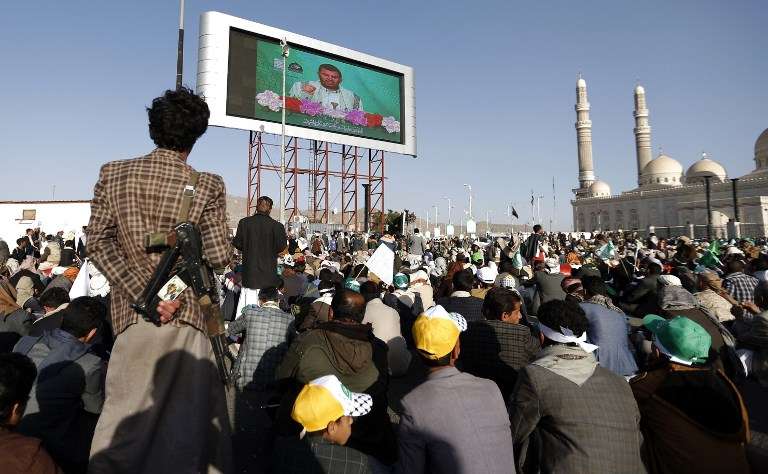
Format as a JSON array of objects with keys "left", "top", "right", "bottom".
[
  {"left": 289, "top": 64, "right": 363, "bottom": 113},
  {"left": 360, "top": 281, "right": 411, "bottom": 376}
]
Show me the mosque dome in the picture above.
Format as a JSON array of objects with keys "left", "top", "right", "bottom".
[
  {"left": 685, "top": 154, "right": 727, "bottom": 184},
  {"left": 755, "top": 128, "right": 768, "bottom": 170},
  {"left": 756, "top": 128, "right": 768, "bottom": 156},
  {"left": 640, "top": 154, "right": 684, "bottom": 187},
  {"left": 588, "top": 180, "right": 611, "bottom": 197}
]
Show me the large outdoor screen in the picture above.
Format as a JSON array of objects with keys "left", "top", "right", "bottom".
[
  {"left": 197, "top": 12, "right": 416, "bottom": 156},
  {"left": 228, "top": 30, "right": 404, "bottom": 144}
]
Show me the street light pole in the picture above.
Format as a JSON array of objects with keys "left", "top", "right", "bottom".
[
  {"left": 463, "top": 184, "right": 472, "bottom": 219},
  {"left": 486, "top": 210, "right": 492, "bottom": 234},
  {"left": 433, "top": 205, "right": 439, "bottom": 235},
  {"left": 175, "top": 0, "right": 185, "bottom": 90},
  {"left": 537, "top": 195, "right": 544, "bottom": 224},
  {"left": 704, "top": 176, "right": 713, "bottom": 240},
  {"left": 443, "top": 197, "right": 452, "bottom": 225},
  {"left": 279, "top": 38, "right": 289, "bottom": 225}
]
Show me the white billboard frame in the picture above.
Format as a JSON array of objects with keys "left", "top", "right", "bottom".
[{"left": 197, "top": 11, "right": 417, "bottom": 156}]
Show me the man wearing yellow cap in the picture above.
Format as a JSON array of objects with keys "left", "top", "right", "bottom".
[
  {"left": 273, "top": 375, "right": 372, "bottom": 473},
  {"left": 395, "top": 305, "right": 515, "bottom": 474}
]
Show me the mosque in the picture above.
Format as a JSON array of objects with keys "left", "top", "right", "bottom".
[{"left": 570, "top": 75, "right": 768, "bottom": 239}]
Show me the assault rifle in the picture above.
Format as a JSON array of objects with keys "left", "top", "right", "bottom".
[{"left": 132, "top": 222, "right": 233, "bottom": 386}]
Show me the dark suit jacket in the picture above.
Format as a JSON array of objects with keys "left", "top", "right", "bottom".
[
  {"left": 30, "top": 313, "right": 63, "bottom": 337},
  {"left": 624, "top": 274, "right": 659, "bottom": 305},
  {"left": 531, "top": 271, "right": 566, "bottom": 315},
  {"left": 233, "top": 213, "right": 287, "bottom": 290},
  {"left": 623, "top": 274, "right": 660, "bottom": 317},
  {"left": 436, "top": 294, "right": 484, "bottom": 322},
  {"left": 458, "top": 320, "right": 540, "bottom": 397}
]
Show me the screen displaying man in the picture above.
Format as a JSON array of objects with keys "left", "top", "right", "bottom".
[{"left": 289, "top": 64, "right": 363, "bottom": 112}]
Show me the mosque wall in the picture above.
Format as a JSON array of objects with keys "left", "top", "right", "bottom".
[{"left": 572, "top": 177, "right": 768, "bottom": 237}]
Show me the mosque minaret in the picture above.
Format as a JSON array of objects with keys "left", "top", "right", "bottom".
[
  {"left": 633, "top": 84, "right": 653, "bottom": 187},
  {"left": 571, "top": 75, "right": 768, "bottom": 238},
  {"left": 575, "top": 74, "right": 596, "bottom": 195}
]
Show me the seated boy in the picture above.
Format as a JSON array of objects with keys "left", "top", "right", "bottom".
[
  {"left": 0, "top": 352, "right": 61, "bottom": 473},
  {"left": 273, "top": 374, "right": 373, "bottom": 474}
]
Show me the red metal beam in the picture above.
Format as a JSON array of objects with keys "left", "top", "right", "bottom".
[
  {"left": 312, "top": 141, "right": 329, "bottom": 224},
  {"left": 248, "top": 135, "right": 385, "bottom": 233},
  {"left": 284, "top": 137, "right": 299, "bottom": 222},
  {"left": 368, "top": 149, "right": 385, "bottom": 233}
]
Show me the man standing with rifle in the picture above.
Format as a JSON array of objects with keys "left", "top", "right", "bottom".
[{"left": 87, "top": 87, "right": 233, "bottom": 473}]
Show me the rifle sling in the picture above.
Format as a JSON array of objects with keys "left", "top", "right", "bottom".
[
  {"left": 175, "top": 171, "right": 221, "bottom": 334},
  {"left": 178, "top": 170, "right": 200, "bottom": 223}
]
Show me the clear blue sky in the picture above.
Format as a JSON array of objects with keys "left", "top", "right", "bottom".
[{"left": 1, "top": 1, "right": 766, "bottom": 230}]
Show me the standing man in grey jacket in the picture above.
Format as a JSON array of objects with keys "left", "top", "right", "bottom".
[
  {"left": 406, "top": 228, "right": 426, "bottom": 266},
  {"left": 396, "top": 305, "right": 515, "bottom": 474}
]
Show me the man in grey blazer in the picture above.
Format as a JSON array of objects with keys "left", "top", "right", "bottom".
[
  {"left": 509, "top": 300, "right": 645, "bottom": 473},
  {"left": 395, "top": 305, "right": 516, "bottom": 474}
]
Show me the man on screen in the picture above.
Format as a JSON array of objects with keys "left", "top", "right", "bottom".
[{"left": 289, "top": 63, "right": 363, "bottom": 112}]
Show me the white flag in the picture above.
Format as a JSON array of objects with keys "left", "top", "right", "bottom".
[
  {"left": 69, "top": 259, "right": 90, "bottom": 299},
  {"left": 365, "top": 243, "right": 394, "bottom": 286}
]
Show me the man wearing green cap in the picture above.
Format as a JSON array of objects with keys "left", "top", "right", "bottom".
[{"left": 630, "top": 315, "right": 751, "bottom": 474}]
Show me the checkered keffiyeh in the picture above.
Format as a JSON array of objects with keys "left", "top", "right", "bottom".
[
  {"left": 87, "top": 149, "right": 233, "bottom": 335},
  {"left": 347, "top": 392, "right": 373, "bottom": 417}
]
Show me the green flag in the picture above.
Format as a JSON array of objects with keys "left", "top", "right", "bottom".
[
  {"left": 597, "top": 241, "right": 616, "bottom": 261},
  {"left": 512, "top": 250, "right": 523, "bottom": 269},
  {"left": 699, "top": 240, "right": 722, "bottom": 268}
]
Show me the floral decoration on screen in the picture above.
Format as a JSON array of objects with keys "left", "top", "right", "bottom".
[{"left": 255, "top": 90, "right": 400, "bottom": 134}]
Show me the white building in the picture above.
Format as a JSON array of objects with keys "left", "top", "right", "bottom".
[
  {"left": 571, "top": 77, "right": 768, "bottom": 238},
  {"left": 0, "top": 200, "right": 91, "bottom": 245}
]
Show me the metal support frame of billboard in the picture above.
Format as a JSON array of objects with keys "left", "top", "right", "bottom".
[
  {"left": 312, "top": 141, "right": 329, "bottom": 225},
  {"left": 341, "top": 145, "right": 360, "bottom": 231},
  {"left": 247, "top": 132, "right": 385, "bottom": 232},
  {"left": 368, "top": 149, "right": 385, "bottom": 232}
]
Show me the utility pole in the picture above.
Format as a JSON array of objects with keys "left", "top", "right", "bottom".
[
  {"left": 704, "top": 176, "right": 712, "bottom": 240},
  {"left": 463, "top": 184, "right": 473, "bottom": 219},
  {"left": 443, "top": 197, "right": 452, "bottom": 225},
  {"left": 537, "top": 195, "right": 544, "bottom": 225},
  {"left": 433, "top": 205, "right": 440, "bottom": 235}
]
